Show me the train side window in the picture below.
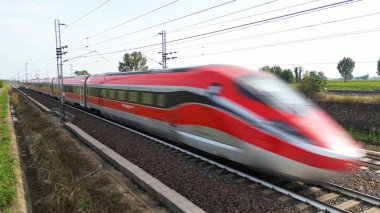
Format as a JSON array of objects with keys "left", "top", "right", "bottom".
[
  {"left": 108, "top": 89, "right": 116, "bottom": 100},
  {"left": 156, "top": 94, "right": 166, "bottom": 107},
  {"left": 117, "top": 90, "right": 127, "bottom": 101},
  {"left": 128, "top": 91, "right": 139, "bottom": 102},
  {"left": 141, "top": 92, "right": 154, "bottom": 105},
  {"left": 100, "top": 89, "right": 107, "bottom": 98}
]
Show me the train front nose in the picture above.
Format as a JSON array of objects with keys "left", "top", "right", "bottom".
[{"left": 294, "top": 109, "right": 364, "bottom": 171}]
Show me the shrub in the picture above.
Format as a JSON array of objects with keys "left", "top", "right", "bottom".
[
  {"left": 298, "top": 71, "right": 327, "bottom": 97},
  {"left": 0, "top": 80, "right": 3, "bottom": 88}
]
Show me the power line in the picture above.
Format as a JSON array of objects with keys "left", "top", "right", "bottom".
[
  {"left": 67, "top": 0, "right": 111, "bottom": 26},
  {"left": 74, "top": 0, "right": 238, "bottom": 47},
  {"left": 176, "top": 27, "right": 380, "bottom": 60},
  {"left": 166, "top": 12, "right": 380, "bottom": 51},
  {"left": 173, "top": 0, "right": 322, "bottom": 33},
  {"left": 168, "top": 0, "right": 281, "bottom": 33},
  {"left": 85, "top": 0, "right": 179, "bottom": 39},
  {"left": 64, "top": 0, "right": 362, "bottom": 61}
]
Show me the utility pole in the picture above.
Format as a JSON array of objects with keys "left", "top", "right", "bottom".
[
  {"left": 17, "top": 70, "right": 20, "bottom": 83},
  {"left": 24, "top": 63, "right": 28, "bottom": 85},
  {"left": 70, "top": 64, "right": 73, "bottom": 76},
  {"left": 55, "top": 19, "right": 67, "bottom": 123},
  {"left": 158, "top": 30, "right": 167, "bottom": 69},
  {"left": 158, "top": 30, "right": 177, "bottom": 69}
]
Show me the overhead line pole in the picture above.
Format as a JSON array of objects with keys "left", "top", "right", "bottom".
[
  {"left": 159, "top": 30, "right": 177, "bottom": 69},
  {"left": 24, "top": 63, "right": 28, "bottom": 85},
  {"left": 55, "top": 19, "right": 67, "bottom": 123}
]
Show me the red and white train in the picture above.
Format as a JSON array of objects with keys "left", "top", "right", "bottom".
[{"left": 22, "top": 65, "right": 363, "bottom": 181}]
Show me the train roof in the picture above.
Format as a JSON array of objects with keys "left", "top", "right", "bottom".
[{"left": 91, "top": 64, "right": 256, "bottom": 78}]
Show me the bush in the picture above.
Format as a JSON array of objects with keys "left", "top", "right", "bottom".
[
  {"left": 0, "top": 80, "right": 3, "bottom": 88},
  {"left": 298, "top": 71, "right": 327, "bottom": 97}
]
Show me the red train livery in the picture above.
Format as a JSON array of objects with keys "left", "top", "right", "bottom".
[{"left": 23, "top": 65, "right": 363, "bottom": 181}]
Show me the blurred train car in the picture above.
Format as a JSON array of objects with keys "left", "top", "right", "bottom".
[{"left": 22, "top": 65, "right": 363, "bottom": 181}]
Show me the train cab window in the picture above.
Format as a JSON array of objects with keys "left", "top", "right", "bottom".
[
  {"left": 156, "top": 94, "right": 166, "bottom": 107},
  {"left": 141, "top": 92, "right": 154, "bottom": 105},
  {"left": 108, "top": 89, "right": 116, "bottom": 100},
  {"left": 128, "top": 91, "right": 139, "bottom": 102},
  {"left": 237, "top": 75, "right": 313, "bottom": 113},
  {"left": 117, "top": 90, "right": 127, "bottom": 101}
]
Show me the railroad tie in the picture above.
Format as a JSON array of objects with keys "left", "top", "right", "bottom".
[
  {"left": 248, "top": 183, "right": 260, "bottom": 189},
  {"left": 284, "top": 182, "right": 302, "bottom": 189},
  {"left": 277, "top": 195, "right": 292, "bottom": 202},
  {"left": 316, "top": 193, "right": 340, "bottom": 202},
  {"left": 262, "top": 189, "right": 275, "bottom": 195},
  {"left": 362, "top": 207, "right": 380, "bottom": 213},
  {"left": 334, "top": 199, "right": 361, "bottom": 211},
  {"left": 300, "top": 186, "right": 321, "bottom": 196},
  {"left": 269, "top": 177, "right": 284, "bottom": 184},
  {"left": 361, "top": 158, "right": 372, "bottom": 162},
  {"left": 295, "top": 202, "right": 310, "bottom": 210}
]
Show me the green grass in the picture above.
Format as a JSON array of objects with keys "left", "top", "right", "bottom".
[
  {"left": 291, "top": 80, "right": 380, "bottom": 90},
  {"left": 0, "top": 84, "right": 16, "bottom": 211},
  {"left": 345, "top": 128, "right": 380, "bottom": 145},
  {"left": 327, "top": 80, "right": 380, "bottom": 90}
]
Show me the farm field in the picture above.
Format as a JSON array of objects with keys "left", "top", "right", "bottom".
[{"left": 326, "top": 80, "right": 380, "bottom": 90}]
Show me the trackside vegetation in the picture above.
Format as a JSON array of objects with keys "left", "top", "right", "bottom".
[{"left": 0, "top": 83, "right": 16, "bottom": 211}]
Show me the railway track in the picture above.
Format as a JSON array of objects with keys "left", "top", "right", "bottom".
[
  {"left": 14, "top": 86, "right": 380, "bottom": 213},
  {"left": 360, "top": 150, "right": 380, "bottom": 170}
]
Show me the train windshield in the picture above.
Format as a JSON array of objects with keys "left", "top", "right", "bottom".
[{"left": 238, "top": 75, "right": 313, "bottom": 113}]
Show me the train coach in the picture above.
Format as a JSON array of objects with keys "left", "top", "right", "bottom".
[{"left": 22, "top": 65, "right": 363, "bottom": 181}]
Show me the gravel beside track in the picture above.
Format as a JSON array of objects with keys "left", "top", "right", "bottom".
[
  {"left": 21, "top": 89, "right": 315, "bottom": 212},
  {"left": 329, "top": 168, "right": 380, "bottom": 198}
]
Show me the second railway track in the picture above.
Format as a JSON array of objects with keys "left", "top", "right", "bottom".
[{"left": 14, "top": 86, "right": 380, "bottom": 213}]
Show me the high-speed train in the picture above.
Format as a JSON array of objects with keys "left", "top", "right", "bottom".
[{"left": 22, "top": 65, "right": 363, "bottom": 181}]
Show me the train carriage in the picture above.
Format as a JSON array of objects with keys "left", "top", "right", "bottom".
[{"left": 22, "top": 65, "right": 363, "bottom": 181}]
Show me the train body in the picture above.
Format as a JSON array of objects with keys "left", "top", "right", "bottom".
[{"left": 22, "top": 65, "right": 363, "bottom": 181}]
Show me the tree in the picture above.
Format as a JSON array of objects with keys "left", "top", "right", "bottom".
[
  {"left": 337, "top": 57, "right": 355, "bottom": 82},
  {"left": 280, "top": 69, "right": 295, "bottom": 83},
  {"left": 260, "top": 65, "right": 294, "bottom": 83},
  {"left": 377, "top": 57, "right": 380, "bottom": 77},
  {"left": 298, "top": 71, "right": 327, "bottom": 98},
  {"left": 354, "top": 74, "right": 369, "bottom": 80},
  {"left": 74, "top": 70, "right": 90, "bottom": 75},
  {"left": 118, "top": 51, "right": 148, "bottom": 72}
]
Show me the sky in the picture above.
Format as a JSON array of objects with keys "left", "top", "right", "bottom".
[{"left": 1, "top": 0, "right": 380, "bottom": 80}]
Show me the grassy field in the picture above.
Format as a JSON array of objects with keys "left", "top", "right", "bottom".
[
  {"left": 292, "top": 80, "right": 380, "bottom": 90},
  {"left": 0, "top": 84, "right": 16, "bottom": 211},
  {"left": 327, "top": 80, "right": 380, "bottom": 90}
]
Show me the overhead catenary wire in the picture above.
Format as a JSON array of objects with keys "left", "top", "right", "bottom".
[
  {"left": 165, "top": 12, "right": 380, "bottom": 52},
  {"left": 85, "top": 0, "right": 179, "bottom": 39},
  {"left": 168, "top": 0, "right": 282, "bottom": 33},
  {"left": 176, "top": 27, "right": 380, "bottom": 60},
  {"left": 172, "top": 0, "right": 322, "bottom": 33},
  {"left": 67, "top": 0, "right": 112, "bottom": 27},
  {"left": 71, "top": 0, "right": 238, "bottom": 48},
  {"left": 64, "top": 0, "right": 362, "bottom": 62}
]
